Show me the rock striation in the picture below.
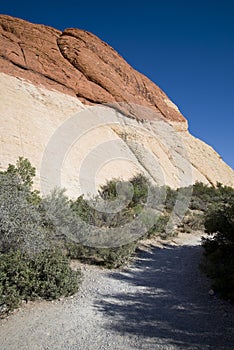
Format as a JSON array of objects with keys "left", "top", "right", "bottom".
[
  {"left": 0, "top": 14, "right": 185, "bottom": 124},
  {"left": 0, "top": 14, "right": 233, "bottom": 197}
]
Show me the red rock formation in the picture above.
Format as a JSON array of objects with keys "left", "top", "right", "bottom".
[{"left": 0, "top": 14, "right": 186, "bottom": 123}]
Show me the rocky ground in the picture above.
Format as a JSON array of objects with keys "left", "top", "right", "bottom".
[{"left": 0, "top": 232, "right": 234, "bottom": 350}]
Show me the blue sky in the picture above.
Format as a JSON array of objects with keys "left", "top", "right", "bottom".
[{"left": 1, "top": 0, "right": 233, "bottom": 169}]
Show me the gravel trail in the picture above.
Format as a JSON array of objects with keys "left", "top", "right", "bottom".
[{"left": 0, "top": 233, "right": 234, "bottom": 350}]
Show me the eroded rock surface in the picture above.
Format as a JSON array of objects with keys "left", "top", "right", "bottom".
[
  {"left": 0, "top": 14, "right": 185, "bottom": 123},
  {"left": 0, "top": 15, "right": 233, "bottom": 196}
]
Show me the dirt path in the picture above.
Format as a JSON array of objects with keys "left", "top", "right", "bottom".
[{"left": 0, "top": 233, "right": 234, "bottom": 350}]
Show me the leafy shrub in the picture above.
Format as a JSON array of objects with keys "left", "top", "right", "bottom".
[
  {"left": 98, "top": 243, "right": 138, "bottom": 268},
  {"left": 66, "top": 241, "right": 138, "bottom": 268},
  {"left": 129, "top": 174, "right": 149, "bottom": 205},
  {"left": 179, "top": 209, "right": 204, "bottom": 233},
  {"left": 5, "top": 157, "right": 36, "bottom": 188},
  {"left": 0, "top": 158, "right": 83, "bottom": 317},
  {"left": 204, "top": 203, "right": 234, "bottom": 245},
  {"left": 190, "top": 181, "right": 234, "bottom": 211},
  {"left": 100, "top": 174, "right": 149, "bottom": 206},
  {"left": 40, "top": 188, "right": 84, "bottom": 243},
  {"left": 200, "top": 245, "right": 234, "bottom": 301},
  {"left": 145, "top": 214, "right": 170, "bottom": 238},
  {"left": 71, "top": 175, "right": 149, "bottom": 230},
  {"left": 0, "top": 171, "right": 47, "bottom": 254},
  {"left": 201, "top": 195, "right": 234, "bottom": 301},
  {"left": 0, "top": 249, "right": 82, "bottom": 315},
  {"left": 5, "top": 158, "right": 234, "bottom": 315},
  {"left": 69, "top": 174, "right": 174, "bottom": 267},
  {"left": 4, "top": 157, "right": 41, "bottom": 204},
  {"left": 71, "top": 194, "right": 110, "bottom": 228},
  {"left": 164, "top": 186, "right": 177, "bottom": 211}
]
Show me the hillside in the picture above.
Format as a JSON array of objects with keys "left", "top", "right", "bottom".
[{"left": 0, "top": 14, "right": 234, "bottom": 198}]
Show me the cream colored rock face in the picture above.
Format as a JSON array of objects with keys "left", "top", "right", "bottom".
[{"left": 0, "top": 72, "right": 233, "bottom": 200}]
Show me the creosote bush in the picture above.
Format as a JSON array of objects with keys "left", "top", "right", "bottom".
[
  {"left": 0, "top": 158, "right": 82, "bottom": 317},
  {"left": 66, "top": 241, "right": 138, "bottom": 269},
  {"left": 0, "top": 249, "right": 82, "bottom": 315},
  {"left": 1, "top": 157, "right": 233, "bottom": 317},
  {"left": 68, "top": 175, "right": 174, "bottom": 266},
  {"left": 201, "top": 194, "right": 234, "bottom": 301}
]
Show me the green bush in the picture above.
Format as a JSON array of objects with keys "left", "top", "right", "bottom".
[
  {"left": 204, "top": 202, "right": 234, "bottom": 245},
  {"left": 5, "top": 157, "right": 36, "bottom": 188},
  {"left": 129, "top": 174, "right": 149, "bottom": 205},
  {"left": 145, "top": 214, "right": 170, "bottom": 238},
  {"left": 40, "top": 188, "right": 84, "bottom": 243},
  {"left": 5, "top": 158, "right": 234, "bottom": 315},
  {"left": 0, "top": 249, "right": 82, "bottom": 315},
  {"left": 0, "top": 158, "right": 83, "bottom": 317},
  {"left": 0, "top": 171, "right": 47, "bottom": 254},
  {"left": 70, "top": 175, "right": 149, "bottom": 231},
  {"left": 69, "top": 174, "right": 173, "bottom": 267},
  {"left": 66, "top": 241, "right": 138, "bottom": 268},
  {"left": 100, "top": 174, "right": 148, "bottom": 206},
  {"left": 164, "top": 186, "right": 177, "bottom": 211},
  {"left": 71, "top": 194, "right": 110, "bottom": 228},
  {"left": 190, "top": 181, "right": 234, "bottom": 211},
  {"left": 4, "top": 157, "right": 41, "bottom": 204},
  {"left": 178, "top": 209, "right": 204, "bottom": 233},
  {"left": 200, "top": 245, "right": 234, "bottom": 301},
  {"left": 201, "top": 194, "right": 234, "bottom": 301}
]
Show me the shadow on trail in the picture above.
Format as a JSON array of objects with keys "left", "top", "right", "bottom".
[{"left": 95, "top": 244, "right": 234, "bottom": 349}]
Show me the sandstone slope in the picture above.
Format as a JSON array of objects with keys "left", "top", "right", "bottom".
[
  {"left": 0, "top": 14, "right": 186, "bottom": 124},
  {"left": 0, "top": 14, "right": 233, "bottom": 197}
]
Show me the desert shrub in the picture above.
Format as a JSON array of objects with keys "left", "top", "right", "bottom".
[
  {"left": 0, "top": 249, "right": 82, "bottom": 315},
  {"left": 164, "top": 186, "right": 177, "bottom": 211},
  {"left": 189, "top": 182, "right": 214, "bottom": 210},
  {"left": 201, "top": 195, "right": 234, "bottom": 301},
  {"left": 200, "top": 245, "right": 234, "bottom": 301},
  {"left": 204, "top": 203, "right": 234, "bottom": 245},
  {"left": 71, "top": 175, "right": 149, "bottom": 230},
  {"left": 189, "top": 181, "right": 234, "bottom": 211},
  {"left": 40, "top": 188, "right": 85, "bottom": 243},
  {"left": 66, "top": 241, "right": 138, "bottom": 268},
  {"left": 129, "top": 174, "right": 149, "bottom": 205},
  {"left": 69, "top": 175, "right": 169, "bottom": 267},
  {"left": 4, "top": 157, "right": 41, "bottom": 204},
  {"left": 100, "top": 174, "right": 149, "bottom": 206},
  {"left": 30, "top": 249, "right": 82, "bottom": 299},
  {"left": 5, "top": 157, "right": 36, "bottom": 187},
  {"left": 145, "top": 214, "right": 170, "bottom": 238},
  {"left": 179, "top": 209, "right": 204, "bottom": 233},
  {"left": 0, "top": 171, "right": 47, "bottom": 254},
  {"left": 71, "top": 194, "right": 109, "bottom": 227},
  {"left": 0, "top": 158, "right": 84, "bottom": 317},
  {"left": 98, "top": 243, "right": 138, "bottom": 268},
  {"left": 70, "top": 176, "right": 179, "bottom": 264},
  {"left": 0, "top": 165, "right": 84, "bottom": 254}
]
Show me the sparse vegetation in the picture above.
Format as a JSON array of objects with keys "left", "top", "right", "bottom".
[
  {"left": 200, "top": 186, "right": 234, "bottom": 301},
  {"left": 0, "top": 158, "right": 82, "bottom": 316},
  {"left": 66, "top": 241, "right": 138, "bottom": 268},
  {"left": 0, "top": 158, "right": 233, "bottom": 317},
  {"left": 0, "top": 249, "right": 82, "bottom": 315}
]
